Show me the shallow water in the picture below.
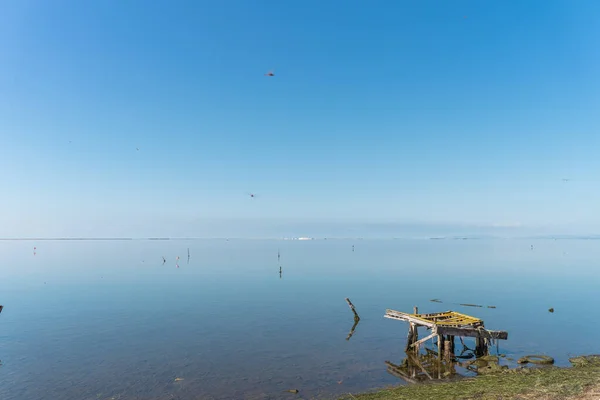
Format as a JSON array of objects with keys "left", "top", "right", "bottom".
[{"left": 0, "top": 239, "right": 598, "bottom": 399}]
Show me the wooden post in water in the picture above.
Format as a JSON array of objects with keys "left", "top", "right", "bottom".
[
  {"left": 475, "top": 336, "right": 488, "bottom": 357},
  {"left": 413, "top": 306, "right": 419, "bottom": 349},
  {"left": 405, "top": 306, "right": 419, "bottom": 352},
  {"left": 444, "top": 339, "right": 452, "bottom": 361},
  {"left": 345, "top": 298, "right": 360, "bottom": 321},
  {"left": 406, "top": 324, "right": 415, "bottom": 352}
]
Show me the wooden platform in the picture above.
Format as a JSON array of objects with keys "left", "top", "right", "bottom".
[
  {"left": 385, "top": 308, "right": 508, "bottom": 358},
  {"left": 385, "top": 309, "right": 507, "bottom": 340},
  {"left": 386, "top": 309, "right": 483, "bottom": 328}
]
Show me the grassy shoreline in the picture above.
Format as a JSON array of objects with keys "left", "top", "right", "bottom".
[{"left": 341, "top": 356, "right": 600, "bottom": 400}]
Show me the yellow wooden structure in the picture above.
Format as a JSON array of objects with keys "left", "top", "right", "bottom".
[
  {"left": 385, "top": 308, "right": 507, "bottom": 358},
  {"left": 399, "top": 310, "right": 483, "bottom": 328}
]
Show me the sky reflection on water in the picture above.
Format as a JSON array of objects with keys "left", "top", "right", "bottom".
[{"left": 0, "top": 239, "right": 599, "bottom": 399}]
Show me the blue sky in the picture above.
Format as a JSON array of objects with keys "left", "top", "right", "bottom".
[{"left": 1, "top": 0, "right": 599, "bottom": 237}]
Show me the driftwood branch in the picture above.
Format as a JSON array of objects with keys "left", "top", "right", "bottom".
[{"left": 345, "top": 298, "right": 360, "bottom": 321}]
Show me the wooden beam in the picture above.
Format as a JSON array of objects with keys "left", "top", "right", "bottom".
[
  {"left": 411, "top": 332, "right": 437, "bottom": 348},
  {"left": 385, "top": 310, "right": 435, "bottom": 328},
  {"left": 436, "top": 326, "right": 508, "bottom": 340}
]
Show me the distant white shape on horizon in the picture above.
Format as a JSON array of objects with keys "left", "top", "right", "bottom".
[{"left": 490, "top": 222, "right": 522, "bottom": 228}]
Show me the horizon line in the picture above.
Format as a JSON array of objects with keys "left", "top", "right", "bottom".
[{"left": 1, "top": 235, "right": 600, "bottom": 241}]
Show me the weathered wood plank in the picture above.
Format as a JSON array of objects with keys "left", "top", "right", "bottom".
[
  {"left": 385, "top": 310, "right": 435, "bottom": 328},
  {"left": 436, "top": 326, "right": 508, "bottom": 340},
  {"left": 411, "top": 332, "right": 437, "bottom": 348}
]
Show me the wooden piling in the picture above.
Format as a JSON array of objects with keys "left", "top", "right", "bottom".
[
  {"left": 444, "top": 339, "right": 452, "bottom": 361},
  {"left": 345, "top": 298, "right": 360, "bottom": 321},
  {"left": 413, "top": 306, "right": 419, "bottom": 348},
  {"left": 475, "top": 336, "right": 488, "bottom": 357},
  {"left": 406, "top": 323, "right": 415, "bottom": 352}
]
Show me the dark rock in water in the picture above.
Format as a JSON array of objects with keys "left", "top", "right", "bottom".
[{"left": 548, "top": 308, "right": 554, "bottom": 313}]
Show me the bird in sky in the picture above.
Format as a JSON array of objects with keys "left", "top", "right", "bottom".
[
  {"left": 247, "top": 192, "right": 257, "bottom": 198},
  {"left": 264, "top": 70, "right": 275, "bottom": 77}
]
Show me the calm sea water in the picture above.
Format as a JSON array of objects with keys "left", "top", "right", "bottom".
[{"left": 0, "top": 239, "right": 599, "bottom": 400}]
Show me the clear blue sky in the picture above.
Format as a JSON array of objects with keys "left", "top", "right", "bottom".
[{"left": 1, "top": 0, "right": 599, "bottom": 237}]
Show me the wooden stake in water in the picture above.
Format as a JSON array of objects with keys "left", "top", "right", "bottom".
[{"left": 345, "top": 298, "right": 360, "bottom": 321}]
